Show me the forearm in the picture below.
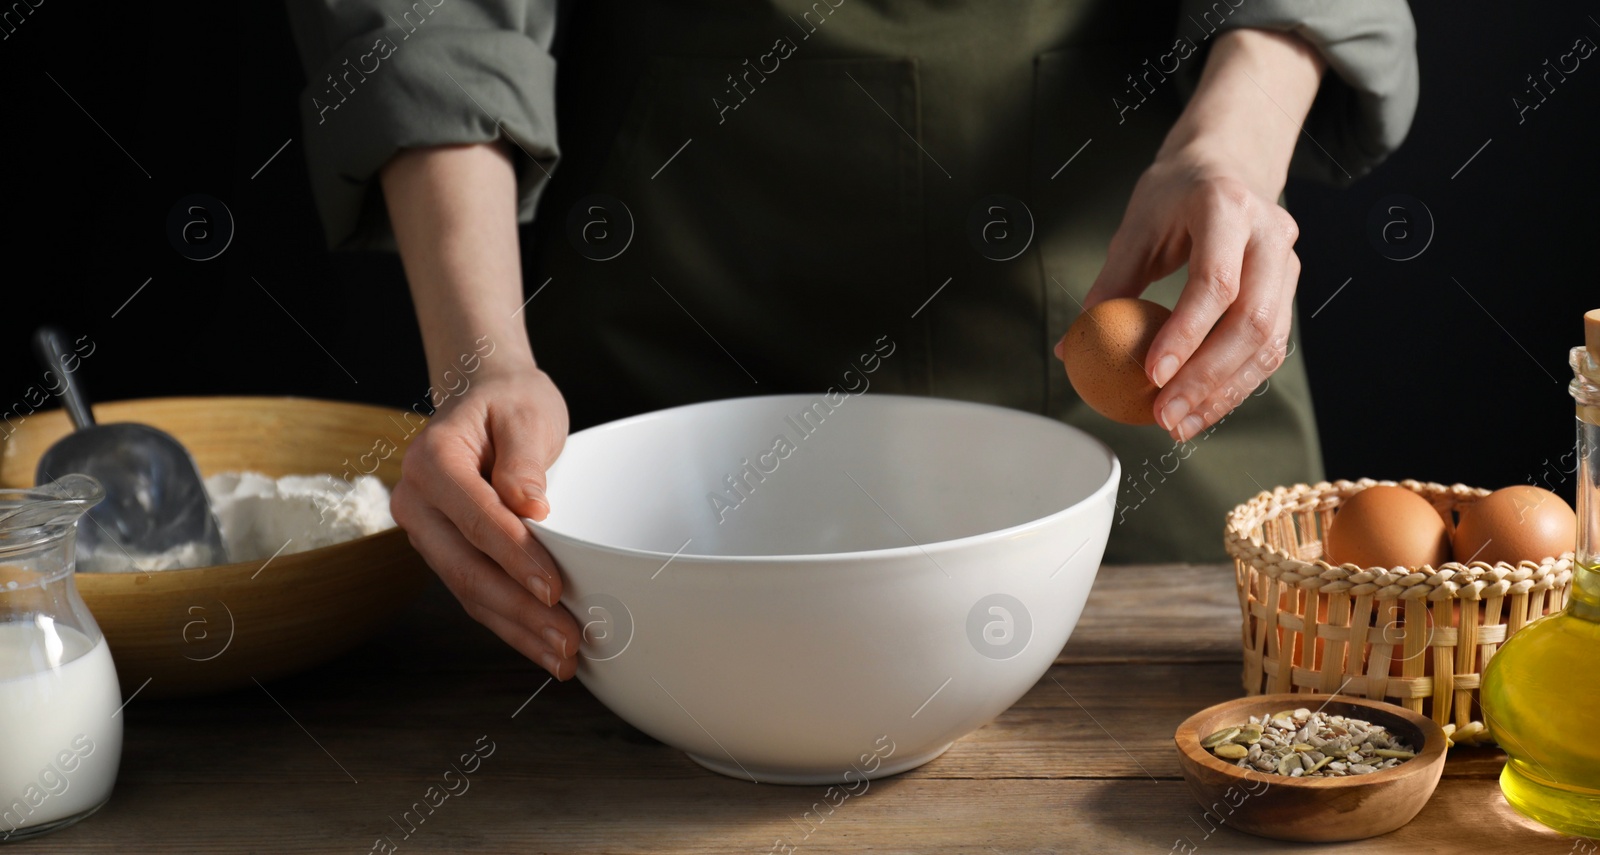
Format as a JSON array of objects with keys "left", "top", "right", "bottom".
[
  {"left": 1160, "top": 29, "right": 1326, "bottom": 199},
  {"left": 380, "top": 142, "right": 537, "bottom": 384}
]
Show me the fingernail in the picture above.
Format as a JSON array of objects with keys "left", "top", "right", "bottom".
[
  {"left": 524, "top": 484, "right": 549, "bottom": 518},
  {"left": 1176, "top": 414, "right": 1205, "bottom": 441},
  {"left": 542, "top": 626, "right": 569, "bottom": 658},
  {"left": 1150, "top": 354, "right": 1178, "bottom": 388},
  {"left": 1159, "top": 398, "right": 1191, "bottom": 431},
  {"left": 538, "top": 651, "right": 562, "bottom": 676},
  {"left": 529, "top": 575, "right": 553, "bottom": 606}
]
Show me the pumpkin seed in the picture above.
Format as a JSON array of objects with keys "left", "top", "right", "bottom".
[{"left": 1201, "top": 727, "right": 1241, "bottom": 748}]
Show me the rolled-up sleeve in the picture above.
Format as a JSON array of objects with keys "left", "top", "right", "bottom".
[
  {"left": 1178, "top": 0, "right": 1420, "bottom": 184},
  {"left": 285, "top": 0, "right": 559, "bottom": 251}
]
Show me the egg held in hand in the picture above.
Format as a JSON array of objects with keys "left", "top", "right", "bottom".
[
  {"left": 1324, "top": 485, "right": 1452, "bottom": 569},
  {"left": 1058, "top": 298, "right": 1172, "bottom": 425},
  {"left": 1453, "top": 485, "right": 1576, "bottom": 565}
]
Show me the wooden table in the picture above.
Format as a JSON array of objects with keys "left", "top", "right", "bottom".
[{"left": 15, "top": 564, "right": 1586, "bottom": 853}]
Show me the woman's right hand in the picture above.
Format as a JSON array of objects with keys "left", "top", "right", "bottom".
[{"left": 390, "top": 365, "right": 581, "bottom": 680}]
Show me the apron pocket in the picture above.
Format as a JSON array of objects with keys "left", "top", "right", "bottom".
[{"left": 533, "top": 54, "right": 930, "bottom": 424}]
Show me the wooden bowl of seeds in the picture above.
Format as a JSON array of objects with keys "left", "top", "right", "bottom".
[{"left": 1173, "top": 693, "right": 1448, "bottom": 842}]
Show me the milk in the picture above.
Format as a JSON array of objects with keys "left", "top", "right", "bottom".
[{"left": 0, "top": 621, "right": 122, "bottom": 838}]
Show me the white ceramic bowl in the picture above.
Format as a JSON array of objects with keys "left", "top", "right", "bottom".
[{"left": 526, "top": 393, "right": 1118, "bottom": 784}]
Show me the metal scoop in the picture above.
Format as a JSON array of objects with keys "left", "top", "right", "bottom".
[{"left": 32, "top": 326, "right": 228, "bottom": 572}]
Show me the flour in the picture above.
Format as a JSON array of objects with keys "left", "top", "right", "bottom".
[
  {"left": 80, "top": 471, "right": 395, "bottom": 572},
  {"left": 80, "top": 541, "right": 212, "bottom": 574},
  {"left": 206, "top": 471, "right": 395, "bottom": 561}
]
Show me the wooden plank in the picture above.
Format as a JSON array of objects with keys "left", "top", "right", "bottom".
[
  {"left": 13, "top": 778, "right": 1572, "bottom": 854},
  {"left": 109, "top": 661, "right": 1507, "bottom": 785},
  {"left": 1057, "top": 563, "right": 1243, "bottom": 664}
]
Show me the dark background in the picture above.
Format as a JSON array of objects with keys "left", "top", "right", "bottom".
[{"left": 0, "top": 1, "right": 1594, "bottom": 504}]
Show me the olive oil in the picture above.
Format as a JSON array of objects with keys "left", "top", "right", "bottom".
[
  {"left": 1481, "top": 311, "right": 1600, "bottom": 836},
  {"left": 1481, "top": 561, "right": 1600, "bottom": 835}
]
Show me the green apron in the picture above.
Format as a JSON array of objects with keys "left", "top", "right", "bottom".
[{"left": 514, "top": 0, "right": 1323, "bottom": 563}]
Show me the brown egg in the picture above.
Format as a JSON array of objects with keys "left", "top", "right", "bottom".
[
  {"left": 1324, "top": 485, "right": 1452, "bottom": 569},
  {"left": 1060, "top": 298, "right": 1171, "bottom": 425},
  {"left": 1453, "top": 485, "right": 1576, "bottom": 565}
]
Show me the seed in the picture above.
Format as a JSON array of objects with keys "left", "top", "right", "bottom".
[{"left": 1208, "top": 710, "right": 1419, "bottom": 777}]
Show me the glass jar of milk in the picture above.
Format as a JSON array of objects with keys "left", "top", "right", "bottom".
[{"left": 0, "top": 474, "right": 121, "bottom": 842}]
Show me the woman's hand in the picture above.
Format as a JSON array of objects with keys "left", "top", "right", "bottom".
[
  {"left": 381, "top": 141, "right": 577, "bottom": 678},
  {"left": 1071, "top": 29, "right": 1326, "bottom": 442},
  {"left": 1085, "top": 148, "right": 1301, "bottom": 442},
  {"left": 390, "top": 366, "right": 580, "bottom": 679}
]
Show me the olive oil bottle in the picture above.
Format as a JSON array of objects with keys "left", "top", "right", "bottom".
[{"left": 1481, "top": 308, "right": 1600, "bottom": 836}]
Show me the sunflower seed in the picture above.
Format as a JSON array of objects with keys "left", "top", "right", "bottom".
[{"left": 1201, "top": 709, "right": 1419, "bottom": 777}]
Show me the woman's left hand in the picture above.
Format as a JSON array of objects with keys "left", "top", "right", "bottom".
[
  {"left": 1082, "top": 147, "right": 1301, "bottom": 442},
  {"left": 1061, "top": 28, "right": 1326, "bottom": 442}
]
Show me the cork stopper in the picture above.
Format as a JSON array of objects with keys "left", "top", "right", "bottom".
[{"left": 1588, "top": 308, "right": 1600, "bottom": 362}]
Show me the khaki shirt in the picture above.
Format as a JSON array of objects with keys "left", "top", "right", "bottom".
[{"left": 287, "top": 0, "right": 1418, "bottom": 562}]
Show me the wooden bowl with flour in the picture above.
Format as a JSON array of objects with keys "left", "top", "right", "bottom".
[{"left": 0, "top": 397, "right": 433, "bottom": 697}]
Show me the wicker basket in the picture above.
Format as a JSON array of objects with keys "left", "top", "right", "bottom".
[{"left": 1224, "top": 478, "right": 1575, "bottom": 736}]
